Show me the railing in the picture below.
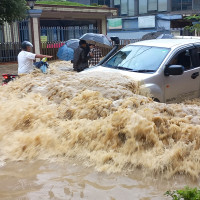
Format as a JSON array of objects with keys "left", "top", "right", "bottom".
[
  {"left": 0, "top": 20, "right": 29, "bottom": 62},
  {"left": 0, "top": 42, "right": 21, "bottom": 62},
  {"left": 0, "top": 39, "right": 140, "bottom": 63},
  {"left": 41, "top": 39, "right": 140, "bottom": 61},
  {"left": 40, "top": 26, "right": 99, "bottom": 42},
  {"left": 41, "top": 42, "right": 65, "bottom": 60}
]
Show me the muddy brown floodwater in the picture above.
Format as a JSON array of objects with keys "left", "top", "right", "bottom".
[{"left": 0, "top": 61, "right": 200, "bottom": 200}]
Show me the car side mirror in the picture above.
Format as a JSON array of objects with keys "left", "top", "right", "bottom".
[
  {"left": 110, "top": 36, "right": 120, "bottom": 45},
  {"left": 164, "top": 65, "right": 184, "bottom": 76}
]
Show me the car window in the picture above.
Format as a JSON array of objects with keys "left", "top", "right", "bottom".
[
  {"left": 103, "top": 45, "right": 170, "bottom": 73},
  {"left": 168, "top": 48, "right": 200, "bottom": 71}
]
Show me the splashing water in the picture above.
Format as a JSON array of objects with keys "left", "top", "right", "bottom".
[{"left": 1, "top": 61, "right": 200, "bottom": 181}]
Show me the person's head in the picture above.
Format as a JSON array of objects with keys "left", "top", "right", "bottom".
[
  {"left": 21, "top": 41, "right": 33, "bottom": 52},
  {"left": 79, "top": 40, "right": 87, "bottom": 48},
  {"left": 89, "top": 44, "right": 95, "bottom": 49}
]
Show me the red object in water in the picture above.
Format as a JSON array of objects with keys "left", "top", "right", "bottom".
[
  {"left": 2, "top": 74, "right": 18, "bottom": 85},
  {"left": 2, "top": 74, "right": 8, "bottom": 79}
]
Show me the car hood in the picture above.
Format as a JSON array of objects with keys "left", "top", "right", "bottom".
[{"left": 82, "top": 66, "right": 154, "bottom": 81}]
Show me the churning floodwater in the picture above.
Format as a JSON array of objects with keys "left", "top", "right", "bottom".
[{"left": 1, "top": 61, "right": 200, "bottom": 200}]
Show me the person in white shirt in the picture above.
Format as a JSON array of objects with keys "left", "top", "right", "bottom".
[{"left": 18, "top": 41, "right": 52, "bottom": 75}]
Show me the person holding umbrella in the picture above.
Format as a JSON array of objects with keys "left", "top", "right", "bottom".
[{"left": 73, "top": 40, "right": 93, "bottom": 72}]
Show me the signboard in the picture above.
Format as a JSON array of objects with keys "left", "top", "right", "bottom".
[
  {"left": 40, "top": 36, "right": 47, "bottom": 48},
  {"left": 40, "top": 36, "right": 47, "bottom": 42},
  {"left": 138, "top": 16, "right": 155, "bottom": 29},
  {"left": 108, "top": 18, "right": 122, "bottom": 30}
]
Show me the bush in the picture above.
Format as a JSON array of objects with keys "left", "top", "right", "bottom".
[{"left": 165, "top": 186, "right": 200, "bottom": 200}]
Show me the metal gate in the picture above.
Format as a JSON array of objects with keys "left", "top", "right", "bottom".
[
  {"left": 40, "top": 25, "right": 99, "bottom": 42},
  {"left": 40, "top": 25, "right": 99, "bottom": 60},
  {"left": 0, "top": 20, "right": 29, "bottom": 62}
]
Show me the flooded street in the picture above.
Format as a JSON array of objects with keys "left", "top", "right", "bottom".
[
  {"left": 1, "top": 61, "right": 200, "bottom": 199},
  {"left": 1, "top": 160, "right": 197, "bottom": 200}
]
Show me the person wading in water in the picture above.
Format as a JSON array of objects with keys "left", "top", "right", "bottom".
[
  {"left": 73, "top": 40, "right": 93, "bottom": 72},
  {"left": 18, "top": 41, "right": 52, "bottom": 75}
]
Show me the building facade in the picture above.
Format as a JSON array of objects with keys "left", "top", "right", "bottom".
[
  {"left": 67, "top": 0, "right": 113, "bottom": 6},
  {"left": 0, "top": 3, "right": 117, "bottom": 62},
  {"left": 67, "top": 0, "right": 200, "bottom": 39},
  {"left": 108, "top": 0, "right": 200, "bottom": 39}
]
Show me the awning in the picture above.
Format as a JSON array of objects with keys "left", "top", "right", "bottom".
[{"left": 157, "top": 14, "right": 182, "bottom": 20}]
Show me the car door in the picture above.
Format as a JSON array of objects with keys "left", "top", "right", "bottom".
[{"left": 164, "top": 46, "right": 200, "bottom": 103}]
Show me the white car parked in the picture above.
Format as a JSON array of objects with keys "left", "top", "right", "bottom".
[{"left": 85, "top": 38, "right": 200, "bottom": 103}]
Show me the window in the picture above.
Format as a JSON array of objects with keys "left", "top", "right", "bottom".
[
  {"left": 121, "top": 0, "right": 128, "bottom": 15},
  {"left": 91, "top": 0, "right": 98, "bottom": 4},
  {"left": 182, "top": 0, "right": 192, "bottom": 10},
  {"left": 158, "top": 0, "right": 167, "bottom": 11},
  {"left": 0, "top": 26, "right": 3, "bottom": 42},
  {"left": 105, "top": 0, "right": 110, "bottom": 7},
  {"left": 98, "top": 0, "right": 105, "bottom": 5},
  {"left": 172, "top": 0, "right": 181, "bottom": 11},
  {"left": 114, "top": 0, "right": 121, "bottom": 15},
  {"left": 193, "top": 0, "right": 200, "bottom": 10},
  {"left": 97, "top": 0, "right": 110, "bottom": 6},
  {"left": 114, "top": 0, "right": 120, "bottom": 5},
  {"left": 128, "top": 0, "right": 135, "bottom": 16},
  {"left": 172, "top": 0, "right": 192, "bottom": 11},
  {"left": 139, "top": 0, "right": 148, "bottom": 14},
  {"left": 168, "top": 48, "right": 200, "bottom": 70},
  {"left": 148, "top": 0, "right": 157, "bottom": 11}
]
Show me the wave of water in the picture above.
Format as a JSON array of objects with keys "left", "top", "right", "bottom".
[{"left": 0, "top": 61, "right": 200, "bottom": 180}]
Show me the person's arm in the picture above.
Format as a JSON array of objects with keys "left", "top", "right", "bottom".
[{"left": 35, "top": 54, "right": 52, "bottom": 59}]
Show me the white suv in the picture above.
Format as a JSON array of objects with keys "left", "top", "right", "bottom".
[{"left": 85, "top": 38, "right": 200, "bottom": 103}]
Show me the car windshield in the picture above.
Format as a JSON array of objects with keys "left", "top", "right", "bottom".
[{"left": 103, "top": 45, "right": 170, "bottom": 73}]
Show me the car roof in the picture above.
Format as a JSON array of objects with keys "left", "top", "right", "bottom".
[{"left": 130, "top": 39, "right": 200, "bottom": 49}]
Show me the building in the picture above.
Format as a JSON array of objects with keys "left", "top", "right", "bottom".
[
  {"left": 107, "top": 0, "right": 200, "bottom": 39},
  {"left": 0, "top": 3, "right": 117, "bottom": 62},
  {"left": 67, "top": 0, "right": 200, "bottom": 39}
]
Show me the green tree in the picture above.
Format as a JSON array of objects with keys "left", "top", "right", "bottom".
[
  {"left": 185, "top": 15, "right": 200, "bottom": 36},
  {"left": 0, "top": 0, "right": 28, "bottom": 25}
]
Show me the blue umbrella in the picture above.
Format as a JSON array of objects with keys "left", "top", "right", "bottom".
[
  {"left": 57, "top": 44, "right": 74, "bottom": 61},
  {"left": 65, "top": 39, "right": 80, "bottom": 50}
]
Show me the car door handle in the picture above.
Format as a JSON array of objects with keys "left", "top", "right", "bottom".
[{"left": 191, "top": 72, "right": 199, "bottom": 79}]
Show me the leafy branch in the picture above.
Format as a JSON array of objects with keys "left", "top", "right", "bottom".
[
  {"left": 165, "top": 186, "right": 200, "bottom": 200},
  {"left": 184, "top": 15, "right": 200, "bottom": 36}
]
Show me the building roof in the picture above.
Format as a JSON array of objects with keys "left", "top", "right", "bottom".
[
  {"left": 130, "top": 38, "right": 200, "bottom": 48},
  {"left": 35, "top": 4, "right": 118, "bottom": 18}
]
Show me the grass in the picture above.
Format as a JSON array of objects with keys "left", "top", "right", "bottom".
[{"left": 35, "top": 0, "right": 92, "bottom": 7}]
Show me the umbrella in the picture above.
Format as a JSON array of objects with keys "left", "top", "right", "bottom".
[
  {"left": 79, "top": 33, "right": 112, "bottom": 48},
  {"left": 156, "top": 33, "right": 174, "bottom": 39},
  {"left": 141, "top": 32, "right": 174, "bottom": 40},
  {"left": 141, "top": 32, "right": 162, "bottom": 40},
  {"left": 57, "top": 44, "right": 74, "bottom": 61},
  {"left": 65, "top": 39, "right": 80, "bottom": 50}
]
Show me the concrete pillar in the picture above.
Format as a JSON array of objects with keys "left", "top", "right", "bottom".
[
  {"left": 28, "top": 9, "right": 42, "bottom": 61},
  {"left": 101, "top": 17, "right": 107, "bottom": 35}
]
